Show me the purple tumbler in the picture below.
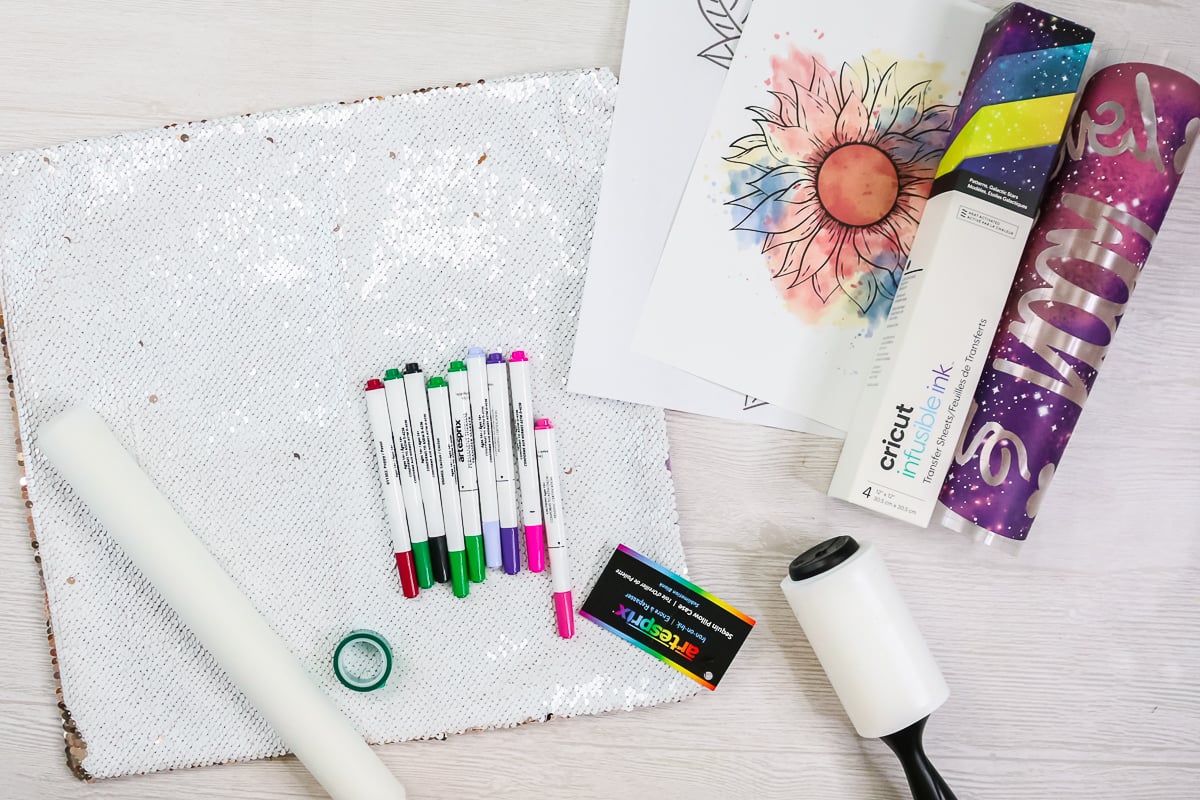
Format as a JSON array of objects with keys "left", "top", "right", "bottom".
[{"left": 937, "top": 57, "right": 1200, "bottom": 541}]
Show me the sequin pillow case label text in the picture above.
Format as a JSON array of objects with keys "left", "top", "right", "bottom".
[{"left": 581, "top": 545, "right": 754, "bottom": 690}]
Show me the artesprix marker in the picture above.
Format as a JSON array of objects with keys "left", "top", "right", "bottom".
[
  {"left": 427, "top": 376, "right": 469, "bottom": 598},
  {"left": 534, "top": 418, "right": 574, "bottom": 638},
  {"left": 403, "top": 363, "right": 451, "bottom": 583},
  {"left": 364, "top": 379, "right": 418, "bottom": 598},
  {"left": 382, "top": 369, "right": 433, "bottom": 589},
  {"left": 508, "top": 350, "right": 546, "bottom": 573},
  {"left": 486, "top": 352, "right": 521, "bottom": 574},
  {"left": 448, "top": 361, "right": 486, "bottom": 583}
]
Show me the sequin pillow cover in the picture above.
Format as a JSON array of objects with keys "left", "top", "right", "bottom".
[{"left": 0, "top": 69, "right": 696, "bottom": 780}]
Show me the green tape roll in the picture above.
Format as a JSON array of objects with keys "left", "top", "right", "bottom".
[{"left": 333, "top": 630, "right": 393, "bottom": 692}]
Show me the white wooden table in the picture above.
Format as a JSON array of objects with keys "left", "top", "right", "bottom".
[{"left": 1, "top": 1, "right": 1197, "bottom": 797}]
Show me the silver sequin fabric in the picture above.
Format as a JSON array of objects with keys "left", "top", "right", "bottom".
[{"left": 0, "top": 69, "right": 693, "bottom": 779}]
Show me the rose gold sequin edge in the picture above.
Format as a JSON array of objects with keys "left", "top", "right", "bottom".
[{"left": 0, "top": 309, "right": 92, "bottom": 780}]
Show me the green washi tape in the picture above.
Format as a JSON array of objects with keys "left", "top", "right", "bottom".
[{"left": 333, "top": 629, "right": 393, "bottom": 692}]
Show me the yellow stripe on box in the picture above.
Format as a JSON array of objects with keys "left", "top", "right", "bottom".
[{"left": 935, "top": 94, "right": 1076, "bottom": 178}]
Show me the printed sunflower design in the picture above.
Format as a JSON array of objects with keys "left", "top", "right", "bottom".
[{"left": 726, "top": 53, "right": 954, "bottom": 322}]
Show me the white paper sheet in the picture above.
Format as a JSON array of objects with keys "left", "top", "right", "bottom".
[
  {"left": 568, "top": 0, "right": 838, "bottom": 436},
  {"left": 633, "top": 0, "right": 990, "bottom": 431}
]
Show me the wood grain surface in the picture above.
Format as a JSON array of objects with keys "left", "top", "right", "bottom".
[{"left": 1, "top": 0, "right": 1197, "bottom": 798}]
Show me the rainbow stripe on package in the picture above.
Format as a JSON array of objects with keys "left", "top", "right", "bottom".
[
  {"left": 934, "top": 4, "right": 1094, "bottom": 210},
  {"left": 581, "top": 545, "right": 755, "bottom": 690},
  {"left": 830, "top": 4, "right": 1094, "bottom": 526}
]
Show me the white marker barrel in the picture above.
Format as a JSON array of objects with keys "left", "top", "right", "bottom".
[
  {"left": 534, "top": 422, "right": 571, "bottom": 595},
  {"left": 382, "top": 373, "right": 428, "bottom": 547},
  {"left": 507, "top": 351, "right": 545, "bottom": 572},
  {"left": 465, "top": 348, "right": 501, "bottom": 568},
  {"left": 38, "top": 407, "right": 406, "bottom": 800},
  {"left": 448, "top": 364, "right": 485, "bottom": 583},
  {"left": 402, "top": 367, "right": 446, "bottom": 540},
  {"left": 427, "top": 379, "right": 465, "bottom": 553},
  {"left": 428, "top": 376, "right": 471, "bottom": 597},
  {"left": 780, "top": 539, "right": 948, "bottom": 739},
  {"left": 448, "top": 368, "right": 481, "bottom": 537},
  {"left": 403, "top": 364, "right": 450, "bottom": 584},
  {"left": 485, "top": 352, "right": 521, "bottom": 574},
  {"left": 364, "top": 381, "right": 411, "bottom": 557}
]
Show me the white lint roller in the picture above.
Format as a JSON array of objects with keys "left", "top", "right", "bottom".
[
  {"left": 38, "top": 406, "right": 406, "bottom": 800},
  {"left": 781, "top": 536, "right": 955, "bottom": 800}
]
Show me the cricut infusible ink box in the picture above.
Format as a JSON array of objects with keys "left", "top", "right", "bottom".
[{"left": 829, "top": 4, "right": 1094, "bottom": 525}]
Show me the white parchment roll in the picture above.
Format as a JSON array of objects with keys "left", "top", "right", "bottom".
[
  {"left": 38, "top": 406, "right": 406, "bottom": 800},
  {"left": 780, "top": 542, "right": 948, "bottom": 739}
]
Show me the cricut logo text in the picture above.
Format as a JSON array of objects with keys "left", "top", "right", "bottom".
[
  {"left": 879, "top": 404, "right": 913, "bottom": 471},
  {"left": 880, "top": 364, "right": 952, "bottom": 479}
]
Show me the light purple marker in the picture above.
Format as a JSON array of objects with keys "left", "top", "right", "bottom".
[{"left": 485, "top": 351, "right": 521, "bottom": 574}]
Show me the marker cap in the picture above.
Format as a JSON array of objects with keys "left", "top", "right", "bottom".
[
  {"left": 525, "top": 524, "right": 546, "bottom": 573},
  {"left": 500, "top": 527, "right": 520, "bottom": 575},
  {"left": 448, "top": 360, "right": 466, "bottom": 373},
  {"left": 404, "top": 362, "right": 421, "bottom": 374},
  {"left": 395, "top": 551, "right": 419, "bottom": 599},
  {"left": 429, "top": 536, "right": 451, "bottom": 583},
  {"left": 427, "top": 376, "right": 448, "bottom": 389},
  {"left": 553, "top": 591, "right": 575, "bottom": 639},
  {"left": 534, "top": 417, "right": 553, "bottom": 430},
  {"left": 467, "top": 346, "right": 486, "bottom": 358},
  {"left": 365, "top": 378, "right": 384, "bottom": 391},
  {"left": 448, "top": 551, "right": 470, "bottom": 599},
  {"left": 411, "top": 540, "right": 434, "bottom": 589},
  {"left": 384, "top": 368, "right": 402, "bottom": 381},
  {"left": 509, "top": 350, "right": 528, "bottom": 362},
  {"left": 486, "top": 352, "right": 505, "bottom": 365},
  {"left": 465, "top": 535, "right": 486, "bottom": 583},
  {"left": 482, "top": 520, "right": 502, "bottom": 569}
]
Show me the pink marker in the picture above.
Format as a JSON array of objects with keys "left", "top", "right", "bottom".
[
  {"left": 508, "top": 351, "right": 546, "bottom": 572},
  {"left": 534, "top": 418, "right": 574, "bottom": 639}
]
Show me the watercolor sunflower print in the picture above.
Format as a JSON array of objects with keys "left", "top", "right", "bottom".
[{"left": 726, "top": 51, "right": 955, "bottom": 326}]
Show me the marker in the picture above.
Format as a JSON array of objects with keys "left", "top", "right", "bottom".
[
  {"left": 508, "top": 350, "right": 546, "bottom": 573},
  {"left": 486, "top": 352, "right": 521, "bottom": 574},
  {"left": 448, "top": 361, "right": 486, "bottom": 583},
  {"left": 466, "top": 348, "right": 503, "bottom": 569},
  {"left": 427, "top": 376, "right": 470, "bottom": 598},
  {"left": 534, "top": 418, "right": 574, "bottom": 638},
  {"left": 383, "top": 369, "right": 434, "bottom": 589},
  {"left": 403, "top": 363, "right": 451, "bottom": 584},
  {"left": 364, "top": 379, "right": 418, "bottom": 598}
]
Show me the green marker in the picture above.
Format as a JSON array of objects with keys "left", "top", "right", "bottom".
[
  {"left": 427, "top": 375, "right": 470, "bottom": 598},
  {"left": 448, "top": 361, "right": 487, "bottom": 583},
  {"left": 383, "top": 368, "right": 435, "bottom": 589}
]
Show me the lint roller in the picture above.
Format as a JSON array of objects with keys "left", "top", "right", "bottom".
[
  {"left": 781, "top": 536, "right": 955, "bottom": 800},
  {"left": 38, "top": 406, "right": 406, "bottom": 800}
]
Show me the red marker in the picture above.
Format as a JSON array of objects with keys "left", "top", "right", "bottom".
[{"left": 365, "top": 378, "right": 419, "bottom": 598}]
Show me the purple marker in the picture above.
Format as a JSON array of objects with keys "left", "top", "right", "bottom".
[{"left": 486, "top": 352, "right": 521, "bottom": 573}]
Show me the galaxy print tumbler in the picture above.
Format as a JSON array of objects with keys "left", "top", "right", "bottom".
[{"left": 936, "top": 56, "right": 1200, "bottom": 541}]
